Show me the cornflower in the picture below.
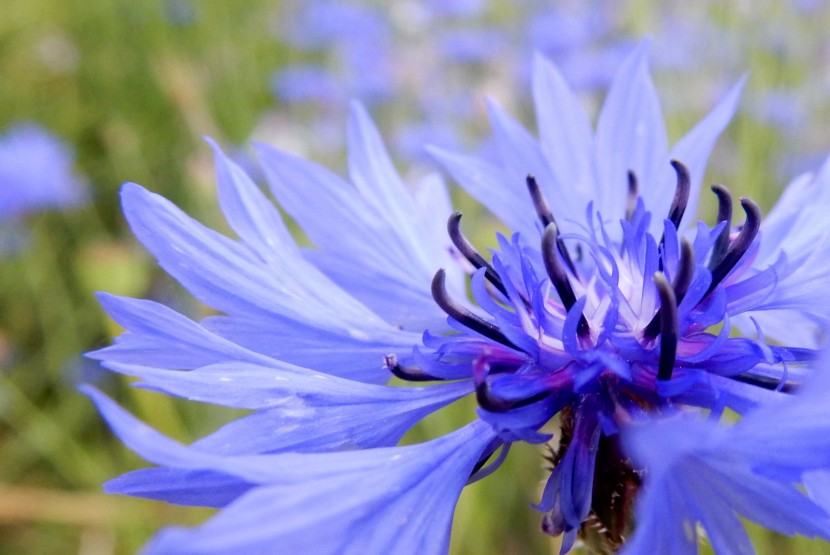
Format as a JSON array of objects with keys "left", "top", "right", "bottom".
[{"left": 86, "top": 44, "right": 830, "bottom": 553}]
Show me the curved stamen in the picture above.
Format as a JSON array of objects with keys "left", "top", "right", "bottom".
[
  {"left": 654, "top": 272, "right": 678, "bottom": 381},
  {"left": 475, "top": 380, "right": 551, "bottom": 413},
  {"left": 431, "top": 269, "right": 522, "bottom": 350},
  {"left": 447, "top": 212, "right": 508, "bottom": 298},
  {"left": 527, "top": 175, "right": 577, "bottom": 275},
  {"left": 383, "top": 354, "right": 442, "bottom": 382},
  {"left": 667, "top": 160, "right": 691, "bottom": 229},
  {"left": 468, "top": 442, "right": 512, "bottom": 484},
  {"left": 709, "top": 184, "right": 733, "bottom": 270},
  {"left": 542, "top": 224, "right": 590, "bottom": 337},
  {"left": 732, "top": 372, "right": 796, "bottom": 393},
  {"left": 625, "top": 170, "right": 639, "bottom": 222},
  {"left": 526, "top": 175, "right": 554, "bottom": 227},
  {"left": 644, "top": 239, "right": 695, "bottom": 339},
  {"left": 706, "top": 198, "right": 761, "bottom": 297},
  {"left": 673, "top": 238, "right": 695, "bottom": 301}
]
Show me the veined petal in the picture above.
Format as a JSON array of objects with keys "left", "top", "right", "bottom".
[
  {"left": 428, "top": 146, "right": 537, "bottom": 240},
  {"left": 670, "top": 76, "right": 746, "bottom": 232},
  {"left": 622, "top": 414, "right": 830, "bottom": 553},
  {"left": 532, "top": 53, "right": 597, "bottom": 221},
  {"left": 485, "top": 99, "right": 560, "bottom": 236},
  {"left": 85, "top": 384, "right": 496, "bottom": 555},
  {"left": 106, "top": 467, "right": 252, "bottom": 508},
  {"left": 756, "top": 156, "right": 830, "bottom": 267},
  {"left": 202, "top": 313, "right": 419, "bottom": 382},
  {"left": 190, "top": 380, "right": 472, "bottom": 454},
  {"left": 346, "top": 102, "right": 437, "bottom": 275},
  {"left": 88, "top": 293, "right": 276, "bottom": 370},
  {"left": 121, "top": 182, "right": 391, "bottom": 335},
  {"left": 208, "top": 138, "right": 296, "bottom": 257},
  {"left": 102, "top": 360, "right": 468, "bottom": 414},
  {"left": 146, "top": 418, "right": 494, "bottom": 555},
  {"left": 595, "top": 41, "right": 670, "bottom": 228}
]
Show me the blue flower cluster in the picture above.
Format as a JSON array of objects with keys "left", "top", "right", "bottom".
[
  {"left": 0, "top": 124, "right": 86, "bottom": 253},
  {"left": 87, "top": 44, "right": 830, "bottom": 553},
  {"left": 266, "top": 0, "right": 630, "bottom": 161},
  {"left": 0, "top": 124, "right": 85, "bottom": 219}
]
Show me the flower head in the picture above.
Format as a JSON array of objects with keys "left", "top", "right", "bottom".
[
  {"left": 88, "top": 44, "right": 830, "bottom": 553},
  {"left": 0, "top": 124, "right": 86, "bottom": 219}
]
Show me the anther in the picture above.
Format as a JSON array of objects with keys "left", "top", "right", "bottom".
[
  {"left": 475, "top": 380, "right": 551, "bottom": 412},
  {"left": 383, "top": 354, "right": 441, "bottom": 382},
  {"left": 644, "top": 239, "right": 694, "bottom": 339},
  {"left": 447, "top": 212, "right": 509, "bottom": 298},
  {"left": 667, "top": 160, "right": 691, "bottom": 229},
  {"left": 673, "top": 239, "right": 695, "bottom": 302},
  {"left": 709, "top": 184, "right": 733, "bottom": 270},
  {"left": 542, "top": 224, "right": 589, "bottom": 337},
  {"left": 526, "top": 175, "right": 554, "bottom": 227},
  {"left": 431, "top": 269, "right": 522, "bottom": 351},
  {"left": 654, "top": 272, "right": 678, "bottom": 381},
  {"left": 705, "top": 198, "right": 761, "bottom": 297},
  {"left": 527, "top": 175, "right": 577, "bottom": 275},
  {"left": 625, "top": 170, "right": 639, "bottom": 222}
]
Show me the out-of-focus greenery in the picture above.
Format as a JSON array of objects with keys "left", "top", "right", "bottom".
[{"left": 0, "top": 1, "right": 829, "bottom": 554}]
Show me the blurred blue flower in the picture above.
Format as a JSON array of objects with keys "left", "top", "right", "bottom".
[
  {"left": 0, "top": 124, "right": 85, "bottom": 219},
  {"left": 438, "top": 28, "right": 506, "bottom": 63},
  {"left": 279, "top": 2, "right": 389, "bottom": 49},
  {"left": 267, "top": 0, "right": 634, "bottom": 162},
  {"left": 271, "top": 65, "right": 343, "bottom": 104},
  {"left": 88, "top": 46, "right": 830, "bottom": 553}
]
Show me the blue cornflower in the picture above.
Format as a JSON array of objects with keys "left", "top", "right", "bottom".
[
  {"left": 0, "top": 124, "right": 86, "bottom": 218},
  {"left": 87, "top": 45, "right": 830, "bottom": 553}
]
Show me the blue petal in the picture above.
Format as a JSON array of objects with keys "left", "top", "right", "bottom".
[
  {"left": 531, "top": 53, "right": 597, "bottom": 225},
  {"left": 255, "top": 106, "right": 462, "bottom": 331},
  {"left": 484, "top": 99, "right": 559, "bottom": 237},
  {"left": 103, "top": 360, "right": 469, "bottom": 415},
  {"left": 190, "top": 380, "right": 472, "bottom": 454},
  {"left": 621, "top": 413, "right": 830, "bottom": 552},
  {"left": 89, "top": 293, "right": 274, "bottom": 369},
  {"left": 670, "top": 77, "right": 745, "bottom": 231},
  {"left": 428, "top": 146, "right": 537, "bottom": 240},
  {"left": 121, "top": 182, "right": 391, "bottom": 334},
  {"left": 756, "top": 157, "right": 830, "bottom": 267},
  {"left": 106, "top": 468, "right": 252, "bottom": 507},
  {"left": 594, "top": 41, "right": 670, "bottom": 230},
  {"left": 108, "top": 413, "right": 498, "bottom": 554},
  {"left": 208, "top": 138, "right": 296, "bottom": 258},
  {"left": 346, "top": 102, "right": 435, "bottom": 274},
  {"left": 201, "top": 313, "right": 420, "bottom": 383}
]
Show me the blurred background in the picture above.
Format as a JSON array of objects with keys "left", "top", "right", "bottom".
[{"left": 1, "top": 0, "right": 829, "bottom": 553}]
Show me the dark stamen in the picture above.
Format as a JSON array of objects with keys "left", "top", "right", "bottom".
[
  {"left": 654, "top": 272, "right": 678, "bottom": 381},
  {"left": 625, "top": 170, "right": 638, "bottom": 222},
  {"left": 526, "top": 175, "right": 554, "bottom": 227},
  {"left": 644, "top": 239, "right": 695, "bottom": 339},
  {"left": 475, "top": 380, "right": 552, "bottom": 412},
  {"left": 542, "top": 224, "right": 590, "bottom": 337},
  {"left": 667, "top": 160, "right": 691, "bottom": 229},
  {"left": 431, "top": 269, "right": 522, "bottom": 351},
  {"left": 673, "top": 238, "right": 695, "bottom": 301},
  {"left": 705, "top": 198, "right": 761, "bottom": 297},
  {"left": 527, "top": 175, "right": 577, "bottom": 276},
  {"left": 383, "top": 354, "right": 441, "bottom": 382},
  {"left": 709, "top": 184, "right": 733, "bottom": 270},
  {"left": 732, "top": 372, "right": 796, "bottom": 393},
  {"left": 447, "top": 212, "right": 509, "bottom": 298}
]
